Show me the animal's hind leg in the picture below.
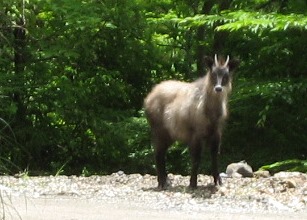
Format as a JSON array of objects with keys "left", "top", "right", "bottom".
[
  {"left": 189, "top": 140, "right": 202, "bottom": 189},
  {"left": 155, "top": 146, "right": 168, "bottom": 189},
  {"left": 153, "top": 131, "right": 172, "bottom": 189}
]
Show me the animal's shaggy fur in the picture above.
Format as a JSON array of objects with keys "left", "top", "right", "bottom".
[{"left": 144, "top": 55, "right": 239, "bottom": 189}]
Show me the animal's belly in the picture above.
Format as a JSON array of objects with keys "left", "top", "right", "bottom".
[{"left": 165, "top": 116, "right": 208, "bottom": 143}]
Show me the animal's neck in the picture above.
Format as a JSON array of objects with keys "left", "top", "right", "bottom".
[{"left": 205, "top": 90, "right": 226, "bottom": 112}]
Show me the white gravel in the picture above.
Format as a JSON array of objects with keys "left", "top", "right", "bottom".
[{"left": 0, "top": 171, "right": 306, "bottom": 219}]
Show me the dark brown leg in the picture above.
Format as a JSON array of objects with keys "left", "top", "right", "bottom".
[
  {"left": 189, "top": 141, "right": 202, "bottom": 189},
  {"left": 209, "top": 132, "right": 222, "bottom": 185},
  {"left": 153, "top": 130, "right": 172, "bottom": 190},
  {"left": 155, "top": 146, "right": 168, "bottom": 189}
]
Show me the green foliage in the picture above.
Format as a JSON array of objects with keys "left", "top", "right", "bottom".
[
  {"left": 152, "top": 6, "right": 307, "bottom": 32},
  {"left": 0, "top": 0, "right": 306, "bottom": 176},
  {"left": 260, "top": 159, "right": 307, "bottom": 174},
  {"left": 216, "top": 11, "right": 307, "bottom": 32}
]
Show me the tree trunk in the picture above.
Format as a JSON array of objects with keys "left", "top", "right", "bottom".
[
  {"left": 213, "top": 0, "right": 232, "bottom": 54},
  {"left": 13, "top": 18, "right": 28, "bottom": 127},
  {"left": 196, "top": 1, "right": 215, "bottom": 77}
]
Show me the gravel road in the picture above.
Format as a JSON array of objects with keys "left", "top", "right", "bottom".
[{"left": 0, "top": 171, "right": 306, "bottom": 219}]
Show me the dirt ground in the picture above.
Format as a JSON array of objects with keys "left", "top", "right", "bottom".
[{"left": 4, "top": 196, "right": 307, "bottom": 220}]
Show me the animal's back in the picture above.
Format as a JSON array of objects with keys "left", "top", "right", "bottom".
[
  {"left": 144, "top": 79, "right": 208, "bottom": 143},
  {"left": 144, "top": 80, "right": 187, "bottom": 122}
]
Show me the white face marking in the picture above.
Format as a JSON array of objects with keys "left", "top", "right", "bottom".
[{"left": 214, "top": 75, "right": 223, "bottom": 92}]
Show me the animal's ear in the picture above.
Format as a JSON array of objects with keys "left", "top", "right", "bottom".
[
  {"left": 204, "top": 56, "right": 214, "bottom": 70},
  {"left": 228, "top": 58, "right": 240, "bottom": 72}
]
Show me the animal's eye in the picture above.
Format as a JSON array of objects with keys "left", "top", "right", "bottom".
[
  {"left": 210, "top": 71, "right": 217, "bottom": 82},
  {"left": 222, "top": 75, "right": 229, "bottom": 85},
  {"left": 210, "top": 70, "right": 217, "bottom": 76}
]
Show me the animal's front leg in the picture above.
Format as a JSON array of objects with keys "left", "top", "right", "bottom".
[
  {"left": 189, "top": 141, "right": 202, "bottom": 189},
  {"left": 209, "top": 133, "right": 222, "bottom": 186}
]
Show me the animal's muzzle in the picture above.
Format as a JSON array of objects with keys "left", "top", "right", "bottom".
[{"left": 214, "top": 85, "right": 223, "bottom": 92}]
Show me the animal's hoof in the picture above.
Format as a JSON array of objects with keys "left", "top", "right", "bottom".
[
  {"left": 157, "top": 183, "right": 167, "bottom": 190},
  {"left": 157, "top": 178, "right": 170, "bottom": 190},
  {"left": 214, "top": 174, "right": 222, "bottom": 186},
  {"left": 189, "top": 183, "right": 197, "bottom": 190}
]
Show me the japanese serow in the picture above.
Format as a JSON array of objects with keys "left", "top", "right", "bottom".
[{"left": 144, "top": 55, "right": 239, "bottom": 189}]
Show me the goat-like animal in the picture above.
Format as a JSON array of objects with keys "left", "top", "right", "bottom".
[{"left": 144, "top": 55, "right": 239, "bottom": 189}]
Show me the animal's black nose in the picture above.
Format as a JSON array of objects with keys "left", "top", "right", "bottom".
[{"left": 214, "top": 86, "right": 223, "bottom": 92}]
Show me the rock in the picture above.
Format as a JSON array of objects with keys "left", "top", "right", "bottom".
[
  {"left": 226, "top": 160, "right": 253, "bottom": 178},
  {"left": 219, "top": 172, "right": 228, "bottom": 178},
  {"left": 274, "top": 171, "right": 302, "bottom": 178},
  {"left": 254, "top": 170, "right": 270, "bottom": 178},
  {"left": 284, "top": 179, "right": 297, "bottom": 188},
  {"left": 219, "top": 186, "right": 227, "bottom": 196},
  {"left": 117, "top": 170, "right": 125, "bottom": 176},
  {"left": 232, "top": 172, "right": 242, "bottom": 178}
]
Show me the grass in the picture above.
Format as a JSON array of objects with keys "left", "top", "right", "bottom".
[
  {"left": 0, "top": 191, "right": 23, "bottom": 220},
  {"left": 259, "top": 159, "right": 307, "bottom": 174}
]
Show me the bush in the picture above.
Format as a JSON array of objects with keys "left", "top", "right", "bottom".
[{"left": 260, "top": 159, "right": 307, "bottom": 174}]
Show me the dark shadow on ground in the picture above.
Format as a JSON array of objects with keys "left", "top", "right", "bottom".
[{"left": 142, "top": 182, "right": 219, "bottom": 199}]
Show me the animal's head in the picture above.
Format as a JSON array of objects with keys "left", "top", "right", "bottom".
[{"left": 204, "top": 54, "right": 240, "bottom": 93}]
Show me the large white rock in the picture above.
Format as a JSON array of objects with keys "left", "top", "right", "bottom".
[{"left": 226, "top": 160, "right": 254, "bottom": 178}]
